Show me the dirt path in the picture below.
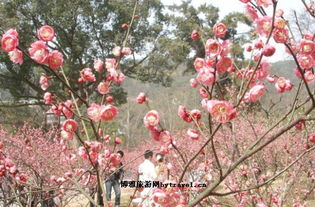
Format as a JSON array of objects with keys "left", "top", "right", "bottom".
[{"left": 66, "top": 187, "right": 135, "bottom": 207}]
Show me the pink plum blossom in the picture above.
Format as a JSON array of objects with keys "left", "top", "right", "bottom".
[
  {"left": 1, "top": 29, "right": 19, "bottom": 52},
  {"left": 62, "top": 119, "right": 78, "bottom": 133},
  {"left": 213, "top": 23, "right": 227, "bottom": 38},
  {"left": 88, "top": 104, "right": 103, "bottom": 122},
  {"left": 207, "top": 100, "right": 236, "bottom": 123},
  {"left": 80, "top": 68, "right": 96, "bottom": 82},
  {"left": 144, "top": 110, "right": 160, "bottom": 127},
  {"left": 97, "top": 82, "right": 110, "bottom": 95},
  {"left": 48, "top": 50, "right": 63, "bottom": 69},
  {"left": 197, "top": 67, "right": 216, "bottom": 86},
  {"left": 136, "top": 92, "right": 147, "bottom": 104},
  {"left": 100, "top": 105, "right": 118, "bottom": 121},
  {"left": 8, "top": 49, "right": 23, "bottom": 64},
  {"left": 94, "top": 59, "right": 104, "bottom": 72},
  {"left": 37, "top": 25, "right": 55, "bottom": 42},
  {"left": 29, "top": 41, "right": 49, "bottom": 64}
]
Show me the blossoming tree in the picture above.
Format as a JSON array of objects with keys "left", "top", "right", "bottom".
[{"left": 0, "top": 0, "right": 315, "bottom": 206}]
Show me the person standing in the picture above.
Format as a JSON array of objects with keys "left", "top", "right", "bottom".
[
  {"left": 105, "top": 150, "right": 124, "bottom": 207},
  {"left": 155, "top": 153, "right": 169, "bottom": 182},
  {"left": 138, "top": 150, "right": 157, "bottom": 205}
]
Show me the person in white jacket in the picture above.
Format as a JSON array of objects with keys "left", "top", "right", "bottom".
[{"left": 137, "top": 150, "right": 157, "bottom": 206}]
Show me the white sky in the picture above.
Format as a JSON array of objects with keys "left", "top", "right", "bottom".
[{"left": 161, "top": 0, "right": 306, "bottom": 62}]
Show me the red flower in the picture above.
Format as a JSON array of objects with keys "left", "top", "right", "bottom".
[
  {"left": 262, "top": 45, "right": 276, "bottom": 57},
  {"left": 191, "top": 30, "right": 199, "bottom": 40}
]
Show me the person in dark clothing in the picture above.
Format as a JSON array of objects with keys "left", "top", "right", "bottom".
[{"left": 105, "top": 150, "right": 124, "bottom": 207}]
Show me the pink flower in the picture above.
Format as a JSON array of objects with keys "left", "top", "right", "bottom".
[
  {"left": 29, "top": 41, "right": 49, "bottom": 64},
  {"left": 115, "top": 137, "right": 122, "bottom": 145},
  {"left": 309, "top": 133, "right": 315, "bottom": 143},
  {"left": 3, "top": 29, "right": 19, "bottom": 38},
  {"left": 194, "top": 58, "right": 205, "bottom": 71},
  {"left": 150, "top": 126, "right": 161, "bottom": 141},
  {"left": 199, "top": 88, "right": 209, "bottom": 98},
  {"left": 44, "top": 92, "right": 52, "bottom": 105},
  {"left": 187, "top": 128, "right": 200, "bottom": 140},
  {"left": 105, "top": 58, "right": 116, "bottom": 70},
  {"left": 191, "top": 30, "right": 199, "bottom": 40},
  {"left": 205, "top": 39, "right": 222, "bottom": 57},
  {"left": 254, "top": 39, "right": 264, "bottom": 49},
  {"left": 137, "top": 92, "right": 147, "bottom": 104},
  {"left": 190, "top": 109, "right": 202, "bottom": 121},
  {"left": 197, "top": 67, "right": 216, "bottom": 86},
  {"left": 266, "top": 75, "right": 276, "bottom": 83},
  {"left": 207, "top": 100, "right": 236, "bottom": 123},
  {"left": 144, "top": 110, "right": 160, "bottom": 127},
  {"left": 240, "top": 0, "right": 250, "bottom": 3},
  {"left": 159, "top": 130, "right": 172, "bottom": 143},
  {"left": 8, "top": 49, "right": 23, "bottom": 64},
  {"left": 122, "top": 47, "right": 132, "bottom": 55},
  {"left": 275, "top": 77, "right": 293, "bottom": 93},
  {"left": 299, "top": 39, "right": 315, "bottom": 55},
  {"left": 248, "top": 84, "right": 266, "bottom": 102},
  {"left": 94, "top": 59, "right": 104, "bottom": 72},
  {"left": 262, "top": 45, "right": 276, "bottom": 57},
  {"left": 80, "top": 68, "right": 96, "bottom": 82},
  {"left": 40, "top": 74, "right": 49, "bottom": 90},
  {"left": 63, "top": 100, "right": 74, "bottom": 118},
  {"left": 304, "top": 71, "right": 315, "bottom": 82},
  {"left": 113, "top": 46, "right": 122, "bottom": 56},
  {"left": 178, "top": 105, "right": 192, "bottom": 122},
  {"left": 48, "top": 51, "right": 63, "bottom": 69},
  {"left": 116, "top": 72, "right": 125, "bottom": 84},
  {"left": 295, "top": 120, "right": 305, "bottom": 130},
  {"left": 256, "top": 0, "right": 272, "bottom": 8},
  {"left": 255, "top": 16, "right": 272, "bottom": 37},
  {"left": 87, "top": 104, "right": 102, "bottom": 122},
  {"left": 51, "top": 103, "right": 62, "bottom": 115},
  {"left": 62, "top": 119, "right": 78, "bottom": 133},
  {"left": 100, "top": 105, "right": 118, "bottom": 121},
  {"left": 1, "top": 29, "right": 19, "bottom": 52},
  {"left": 78, "top": 147, "right": 88, "bottom": 160},
  {"left": 106, "top": 96, "right": 114, "bottom": 103},
  {"left": 303, "top": 32, "right": 314, "bottom": 40},
  {"left": 217, "top": 57, "right": 232, "bottom": 73},
  {"left": 276, "top": 9, "right": 284, "bottom": 17},
  {"left": 273, "top": 28, "right": 289, "bottom": 43},
  {"left": 213, "top": 23, "right": 227, "bottom": 38},
  {"left": 97, "top": 82, "right": 110, "bottom": 95},
  {"left": 297, "top": 55, "right": 314, "bottom": 69},
  {"left": 190, "top": 78, "right": 198, "bottom": 88},
  {"left": 245, "top": 5, "right": 258, "bottom": 21},
  {"left": 38, "top": 25, "right": 55, "bottom": 42}
]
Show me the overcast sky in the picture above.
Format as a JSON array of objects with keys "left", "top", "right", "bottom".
[{"left": 160, "top": 0, "right": 306, "bottom": 62}]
